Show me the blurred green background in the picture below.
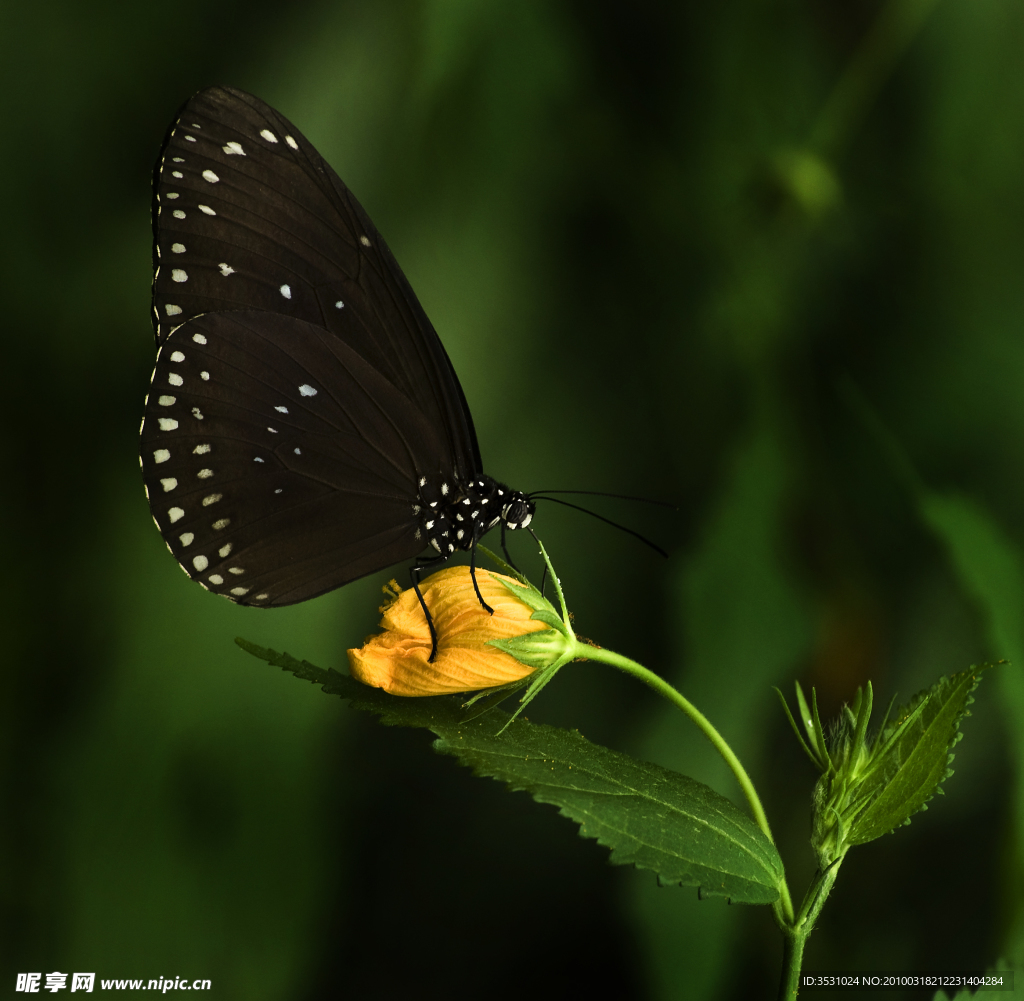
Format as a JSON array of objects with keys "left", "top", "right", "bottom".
[{"left": 4, "top": 0, "right": 1024, "bottom": 997}]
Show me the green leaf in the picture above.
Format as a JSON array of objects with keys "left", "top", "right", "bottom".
[
  {"left": 847, "top": 663, "right": 990, "bottom": 845},
  {"left": 237, "top": 638, "right": 785, "bottom": 904}
]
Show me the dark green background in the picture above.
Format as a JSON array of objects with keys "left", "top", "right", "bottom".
[{"left": 4, "top": 1, "right": 1023, "bottom": 997}]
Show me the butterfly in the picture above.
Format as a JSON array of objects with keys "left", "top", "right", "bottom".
[{"left": 139, "top": 86, "right": 536, "bottom": 648}]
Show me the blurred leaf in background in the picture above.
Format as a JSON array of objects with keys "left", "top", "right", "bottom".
[{"left": 3, "top": 0, "right": 1024, "bottom": 998}]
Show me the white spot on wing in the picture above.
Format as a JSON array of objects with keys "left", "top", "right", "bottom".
[
  {"left": 230, "top": 587, "right": 249, "bottom": 596},
  {"left": 193, "top": 444, "right": 211, "bottom": 454},
  {"left": 165, "top": 305, "right": 182, "bottom": 316},
  {"left": 157, "top": 395, "right": 175, "bottom": 406},
  {"left": 172, "top": 210, "right": 186, "bottom": 219},
  {"left": 298, "top": 384, "right": 316, "bottom": 396},
  {"left": 160, "top": 477, "right": 178, "bottom": 492},
  {"left": 179, "top": 532, "right": 194, "bottom": 546},
  {"left": 158, "top": 418, "right": 178, "bottom": 431},
  {"left": 267, "top": 427, "right": 278, "bottom": 433},
  {"left": 293, "top": 448, "right": 301, "bottom": 455},
  {"left": 222, "top": 142, "right": 245, "bottom": 155},
  {"left": 192, "top": 333, "right": 207, "bottom": 344},
  {"left": 254, "top": 457, "right": 264, "bottom": 463},
  {"left": 168, "top": 372, "right": 183, "bottom": 387},
  {"left": 191, "top": 407, "right": 204, "bottom": 420},
  {"left": 154, "top": 449, "right": 170, "bottom": 463},
  {"left": 229, "top": 567, "right": 244, "bottom": 575},
  {"left": 212, "top": 518, "right": 230, "bottom": 530},
  {"left": 185, "top": 135, "right": 197, "bottom": 142},
  {"left": 260, "top": 129, "right": 278, "bottom": 143},
  {"left": 171, "top": 269, "right": 188, "bottom": 283},
  {"left": 169, "top": 350, "right": 185, "bottom": 362},
  {"left": 198, "top": 204, "right": 216, "bottom": 216},
  {"left": 208, "top": 574, "right": 224, "bottom": 585},
  {"left": 172, "top": 171, "right": 183, "bottom": 179},
  {"left": 275, "top": 406, "right": 288, "bottom": 414},
  {"left": 279, "top": 284, "right": 291, "bottom": 299},
  {"left": 285, "top": 135, "right": 298, "bottom": 150},
  {"left": 218, "top": 263, "right": 235, "bottom": 276},
  {"left": 168, "top": 507, "right": 185, "bottom": 523},
  {"left": 335, "top": 300, "right": 344, "bottom": 309},
  {"left": 165, "top": 192, "right": 180, "bottom": 200},
  {"left": 193, "top": 555, "right": 209, "bottom": 571},
  {"left": 197, "top": 469, "right": 213, "bottom": 479},
  {"left": 171, "top": 242, "right": 185, "bottom": 253},
  {"left": 202, "top": 493, "right": 223, "bottom": 506},
  {"left": 202, "top": 169, "right": 220, "bottom": 183},
  {"left": 359, "top": 235, "right": 371, "bottom": 247},
  {"left": 254, "top": 593, "right": 269, "bottom": 600},
  {"left": 219, "top": 543, "right": 232, "bottom": 557},
  {"left": 200, "top": 371, "right": 210, "bottom": 381}
]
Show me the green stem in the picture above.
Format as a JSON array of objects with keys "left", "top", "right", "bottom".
[
  {"left": 778, "top": 925, "right": 807, "bottom": 1001},
  {"left": 580, "top": 642, "right": 795, "bottom": 926},
  {"left": 778, "top": 855, "right": 846, "bottom": 999}
]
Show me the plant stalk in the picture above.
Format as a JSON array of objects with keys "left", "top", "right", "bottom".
[{"left": 580, "top": 642, "right": 795, "bottom": 926}]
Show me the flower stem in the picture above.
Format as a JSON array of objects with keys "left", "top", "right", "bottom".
[
  {"left": 778, "top": 856, "right": 845, "bottom": 998},
  {"left": 580, "top": 642, "right": 795, "bottom": 926},
  {"left": 778, "top": 925, "right": 807, "bottom": 1001}
]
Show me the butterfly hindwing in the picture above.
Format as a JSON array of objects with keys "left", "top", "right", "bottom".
[{"left": 140, "top": 310, "right": 447, "bottom": 606}]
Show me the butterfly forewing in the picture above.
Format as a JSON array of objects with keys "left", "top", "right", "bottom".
[
  {"left": 140, "top": 310, "right": 448, "bottom": 606},
  {"left": 151, "top": 85, "right": 480, "bottom": 478}
]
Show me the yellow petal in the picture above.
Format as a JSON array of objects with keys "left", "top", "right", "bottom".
[{"left": 348, "top": 567, "right": 547, "bottom": 696}]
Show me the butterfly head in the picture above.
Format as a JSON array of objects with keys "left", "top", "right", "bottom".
[{"left": 501, "top": 491, "right": 534, "bottom": 531}]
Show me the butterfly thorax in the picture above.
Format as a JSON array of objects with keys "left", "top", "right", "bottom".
[{"left": 415, "top": 474, "right": 534, "bottom": 555}]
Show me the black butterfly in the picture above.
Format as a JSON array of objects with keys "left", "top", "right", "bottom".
[{"left": 140, "top": 86, "right": 535, "bottom": 643}]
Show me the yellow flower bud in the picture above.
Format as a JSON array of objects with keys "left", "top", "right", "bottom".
[{"left": 348, "top": 567, "right": 553, "bottom": 697}]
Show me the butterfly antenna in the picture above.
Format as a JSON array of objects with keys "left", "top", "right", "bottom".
[
  {"left": 530, "top": 489, "right": 678, "bottom": 510},
  {"left": 530, "top": 497, "right": 669, "bottom": 557}
]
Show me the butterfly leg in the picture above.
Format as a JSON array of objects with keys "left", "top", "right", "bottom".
[
  {"left": 410, "top": 554, "right": 450, "bottom": 662},
  {"left": 500, "top": 522, "right": 522, "bottom": 574},
  {"left": 469, "top": 544, "right": 495, "bottom": 616}
]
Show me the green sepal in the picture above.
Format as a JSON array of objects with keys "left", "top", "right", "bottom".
[
  {"left": 846, "top": 663, "right": 990, "bottom": 845},
  {"left": 477, "top": 544, "right": 572, "bottom": 637},
  {"left": 489, "top": 628, "right": 569, "bottom": 670},
  {"left": 774, "top": 685, "right": 822, "bottom": 770},
  {"left": 476, "top": 544, "right": 531, "bottom": 587},
  {"left": 497, "top": 578, "right": 570, "bottom": 636},
  {"left": 493, "top": 653, "right": 577, "bottom": 733},
  {"left": 236, "top": 638, "right": 784, "bottom": 905},
  {"left": 459, "top": 678, "right": 532, "bottom": 721}
]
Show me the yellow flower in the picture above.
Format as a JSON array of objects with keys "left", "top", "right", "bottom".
[{"left": 348, "top": 566, "right": 554, "bottom": 697}]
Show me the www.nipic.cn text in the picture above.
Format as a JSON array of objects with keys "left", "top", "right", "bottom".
[{"left": 15, "top": 974, "right": 212, "bottom": 992}]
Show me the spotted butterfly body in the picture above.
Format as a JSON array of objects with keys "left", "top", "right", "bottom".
[{"left": 140, "top": 86, "right": 533, "bottom": 606}]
